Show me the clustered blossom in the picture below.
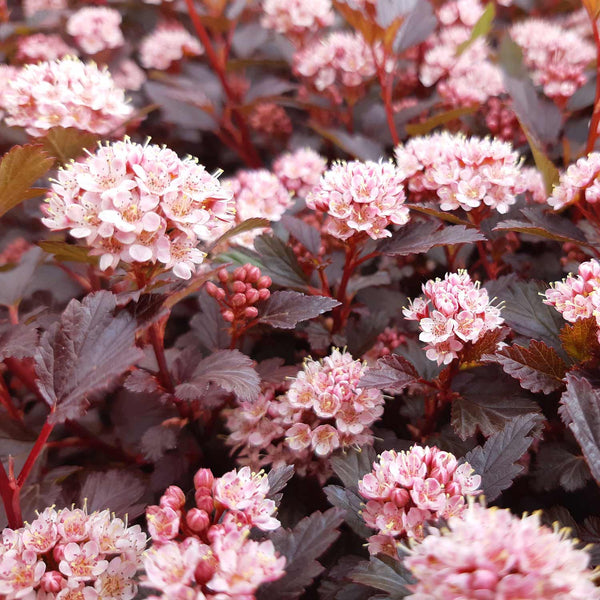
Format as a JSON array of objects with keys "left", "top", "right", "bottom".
[
  {"left": 548, "top": 152, "right": 600, "bottom": 210},
  {"left": 293, "top": 32, "right": 377, "bottom": 105},
  {"left": 249, "top": 102, "right": 292, "bottom": 139},
  {"left": 404, "top": 503, "right": 600, "bottom": 599},
  {"left": 139, "top": 24, "right": 203, "bottom": 70},
  {"left": 306, "top": 160, "right": 409, "bottom": 240},
  {"left": 42, "top": 139, "right": 234, "bottom": 279},
  {"left": 261, "top": 0, "right": 334, "bottom": 42},
  {"left": 437, "top": 0, "right": 484, "bottom": 26},
  {"left": 22, "top": 0, "right": 66, "bottom": 18},
  {"left": 273, "top": 148, "right": 327, "bottom": 198},
  {"left": 225, "top": 349, "right": 385, "bottom": 483},
  {"left": 510, "top": 18, "right": 595, "bottom": 102},
  {"left": 16, "top": 34, "right": 76, "bottom": 63},
  {"left": 2, "top": 57, "right": 132, "bottom": 137},
  {"left": 206, "top": 264, "right": 271, "bottom": 332},
  {"left": 66, "top": 7, "right": 124, "bottom": 55},
  {"left": 358, "top": 446, "right": 481, "bottom": 556},
  {"left": 0, "top": 505, "right": 146, "bottom": 600},
  {"left": 394, "top": 132, "right": 525, "bottom": 214},
  {"left": 111, "top": 59, "right": 147, "bottom": 91},
  {"left": 363, "top": 327, "right": 405, "bottom": 365},
  {"left": 484, "top": 97, "right": 524, "bottom": 144},
  {"left": 404, "top": 271, "right": 504, "bottom": 365},
  {"left": 221, "top": 169, "right": 293, "bottom": 248},
  {"left": 544, "top": 258, "right": 600, "bottom": 342},
  {"left": 143, "top": 467, "right": 285, "bottom": 599}
]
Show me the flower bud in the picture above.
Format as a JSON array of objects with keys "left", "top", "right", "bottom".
[
  {"left": 205, "top": 281, "right": 219, "bottom": 297},
  {"left": 222, "top": 310, "right": 234, "bottom": 322},
  {"left": 40, "top": 571, "right": 64, "bottom": 593},
  {"left": 257, "top": 275, "right": 272, "bottom": 289},
  {"left": 194, "top": 469, "right": 215, "bottom": 489},
  {"left": 231, "top": 293, "right": 246, "bottom": 307},
  {"left": 186, "top": 508, "right": 210, "bottom": 533},
  {"left": 160, "top": 485, "right": 186, "bottom": 510},
  {"left": 245, "top": 288, "right": 259, "bottom": 303},
  {"left": 258, "top": 288, "right": 271, "bottom": 301},
  {"left": 244, "top": 306, "right": 258, "bottom": 319},
  {"left": 246, "top": 265, "right": 260, "bottom": 283},
  {"left": 218, "top": 268, "right": 229, "bottom": 283},
  {"left": 195, "top": 493, "right": 215, "bottom": 514},
  {"left": 232, "top": 280, "right": 246, "bottom": 293}
]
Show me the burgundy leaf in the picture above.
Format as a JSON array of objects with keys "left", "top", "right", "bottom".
[
  {"left": 34, "top": 291, "right": 144, "bottom": 424},
  {"left": 280, "top": 215, "right": 321, "bottom": 255},
  {"left": 534, "top": 442, "right": 591, "bottom": 492},
  {"left": 0, "top": 323, "right": 38, "bottom": 360},
  {"left": 350, "top": 556, "right": 414, "bottom": 598},
  {"left": 258, "top": 291, "right": 340, "bottom": 329},
  {"left": 359, "top": 355, "right": 419, "bottom": 393},
  {"left": 324, "top": 485, "right": 372, "bottom": 538}
]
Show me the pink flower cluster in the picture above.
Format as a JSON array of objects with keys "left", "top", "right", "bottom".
[
  {"left": 2, "top": 57, "right": 132, "bottom": 137},
  {"left": 437, "top": 0, "right": 484, "bottom": 27},
  {"left": 225, "top": 349, "right": 385, "bottom": 483},
  {"left": 206, "top": 264, "right": 271, "bottom": 326},
  {"left": 273, "top": 147, "right": 327, "bottom": 199},
  {"left": 293, "top": 32, "right": 377, "bottom": 105},
  {"left": 0, "top": 505, "right": 146, "bottom": 600},
  {"left": 42, "top": 139, "right": 234, "bottom": 279},
  {"left": 510, "top": 18, "right": 595, "bottom": 102},
  {"left": 249, "top": 102, "right": 292, "bottom": 139},
  {"left": 16, "top": 34, "right": 75, "bottom": 63},
  {"left": 143, "top": 467, "right": 285, "bottom": 599},
  {"left": 394, "top": 132, "right": 525, "bottom": 214},
  {"left": 358, "top": 446, "right": 481, "bottom": 556},
  {"left": 544, "top": 258, "right": 600, "bottom": 342},
  {"left": 404, "top": 503, "right": 600, "bottom": 600},
  {"left": 548, "top": 153, "right": 600, "bottom": 210},
  {"left": 139, "top": 24, "right": 203, "bottom": 71},
  {"left": 66, "top": 7, "right": 124, "bottom": 55},
  {"left": 363, "top": 327, "right": 405, "bottom": 365},
  {"left": 222, "top": 169, "right": 293, "bottom": 248},
  {"left": 403, "top": 271, "right": 504, "bottom": 365},
  {"left": 306, "top": 160, "right": 409, "bottom": 240},
  {"left": 261, "top": 0, "right": 334, "bottom": 42},
  {"left": 22, "top": 0, "right": 66, "bottom": 18}
]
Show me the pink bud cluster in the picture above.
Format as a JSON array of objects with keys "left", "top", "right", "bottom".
[
  {"left": 1, "top": 58, "right": 132, "bottom": 137},
  {"left": 273, "top": 147, "right": 328, "bottom": 199},
  {"left": 0, "top": 505, "right": 146, "bottom": 600},
  {"left": 394, "top": 132, "right": 525, "bottom": 214},
  {"left": 403, "top": 271, "right": 504, "bottom": 365},
  {"left": 42, "top": 139, "right": 234, "bottom": 279},
  {"left": 404, "top": 503, "right": 600, "bottom": 600},
  {"left": 358, "top": 446, "right": 481, "bottom": 556},
  {"left": 143, "top": 467, "right": 285, "bottom": 599},
  {"left": 510, "top": 18, "right": 595, "bottom": 102},
  {"left": 261, "top": 0, "right": 334, "bottom": 42},
  {"left": 249, "top": 102, "right": 292, "bottom": 139},
  {"left": 484, "top": 97, "right": 525, "bottom": 145},
  {"left": 222, "top": 169, "right": 293, "bottom": 248},
  {"left": 548, "top": 152, "right": 600, "bottom": 210},
  {"left": 293, "top": 32, "right": 377, "bottom": 105},
  {"left": 16, "top": 34, "right": 75, "bottom": 63},
  {"left": 363, "top": 327, "right": 405, "bottom": 365},
  {"left": 544, "top": 258, "right": 600, "bottom": 342},
  {"left": 66, "top": 7, "right": 124, "bottom": 55},
  {"left": 225, "top": 350, "right": 385, "bottom": 483},
  {"left": 206, "top": 264, "right": 271, "bottom": 326},
  {"left": 139, "top": 24, "right": 203, "bottom": 71},
  {"left": 306, "top": 160, "right": 409, "bottom": 240},
  {"left": 22, "top": 0, "right": 66, "bottom": 18}
]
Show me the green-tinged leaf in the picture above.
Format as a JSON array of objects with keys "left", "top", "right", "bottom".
[
  {"left": 522, "top": 126, "right": 560, "bottom": 195},
  {"left": 350, "top": 556, "right": 414, "bottom": 598},
  {"left": 258, "top": 291, "right": 340, "bottom": 329},
  {"left": 451, "top": 366, "right": 541, "bottom": 439},
  {"left": 559, "top": 374, "right": 600, "bottom": 486},
  {"left": 41, "top": 128, "right": 100, "bottom": 164},
  {"left": 406, "top": 203, "right": 472, "bottom": 226},
  {"left": 405, "top": 106, "right": 477, "bottom": 136},
  {"left": 456, "top": 2, "right": 495, "bottom": 55},
  {"left": 460, "top": 326, "right": 510, "bottom": 367},
  {"left": 378, "top": 221, "right": 485, "bottom": 256},
  {"left": 207, "top": 218, "right": 270, "bottom": 253},
  {"left": 465, "top": 413, "right": 542, "bottom": 501},
  {"left": 495, "top": 340, "right": 567, "bottom": 394},
  {"left": 0, "top": 145, "right": 54, "bottom": 218},
  {"left": 254, "top": 234, "right": 309, "bottom": 289},
  {"left": 559, "top": 317, "right": 600, "bottom": 363},
  {"left": 38, "top": 241, "right": 98, "bottom": 265}
]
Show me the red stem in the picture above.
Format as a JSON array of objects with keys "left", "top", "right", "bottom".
[
  {"left": 586, "top": 12, "right": 600, "bottom": 154},
  {"left": 371, "top": 47, "right": 399, "bottom": 146},
  {"left": 0, "top": 374, "right": 23, "bottom": 423},
  {"left": 149, "top": 322, "right": 175, "bottom": 394},
  {"left": 17, "top": 420, "right": 54, "bottom": 488},
  {"left": 8, "top": 305, "right": 18, "bottom": 326}
]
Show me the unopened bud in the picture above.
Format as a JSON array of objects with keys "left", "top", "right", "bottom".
[
  {"left": 222, "top": 310, "right": 234, "bottom": 322},
  {"left": 40, "top": 571, "right": 64, "bottom": 593},
  {"left": 232, "top": 280, "right": 246, "bottom": 293},
  {"left": 160, "top": 485, "right": 186, "bottom": 510},
  {"left": 258, "top": 288, "right": 270, "bottom": 301},
  {"left": 218, "top": 268, "right": 229, "bottom": 283},
  {"left": 186, "top": 508, "right": 210, "bottom": 533},
  {"left": 245, "top": 288, "right": 259, "bottom": 303},
  {"left": 257, "top": 275, "right": 272, "bottom": 289},
  {"left": 247, "top": 265, "right": 260, "bottom": 282},
  {"left": 194, "top": 469, "right": 214, "bottom": 489},
  {"left": 244, "top": 306, "right": 258, "bottom": 319},
  {"left": 231, "top": 293, "right": 246, "bottom": 307}
]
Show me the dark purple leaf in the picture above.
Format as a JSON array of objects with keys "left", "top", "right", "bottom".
[
  {"left": 465, "top": 413, "right": 542, "bottom": 501},
  {"left": 0, "top": 247, "right": 43, "bottom": 307},
  {"left": 41, "top": 127, "right": 100, "bottom": 164},
  {"left": 175, "top": 349, "right": 260, "bottom": 402},
  {"left": 350, "top": 556, "right": 414, "bottom": 598},
  {"left": 188, "top": 291, "right": 231, "bottom": 352},
  {"left": 0, "top": 323, "right": 38, "bottom": 360},
  {"left": 280, "top": 215, "right": 321, "bottom": 255},
  {"left": 559, "top": 374, "right": 600, "bottom": 486},
  {"left": 34, "top": 291, "right": 144, "bottom": 424},
  {"left": 124, "top": 369, "right": 160, "bottom": 394},
  {"left": 254, "top": 234, "right": 309, "bottom": 290},
  {"left": 309, "top": 126, "right": 384, "bottom": 161},
  {"left": 259, "top": 508, "right": 345, "bottom": 600},
  {"left": 534, "top": 442, "right": 591, "bottom": 492},
  {"left": 393, "top": 0, "right": 437, "bottom": 54},
  {"left": 324, "top": 485, "right": 372, "bottom": 538},
  {"left": 141, "top": 424, "right": 180, "bottom": 461},
  {"left": 359, "top": 355, "right": 419, "bottom": 394},
  {"left": 330, "top": 447, "right": 377, "bottom": 489},
  {"left": 267, "top": 465, "right": 295, "bottom": 506},
  {"left": 259, "top": 291, "right": 340, "bottom": 329},
  {"left": 378, "top": 222, "right": 485, "bottom": 256}
]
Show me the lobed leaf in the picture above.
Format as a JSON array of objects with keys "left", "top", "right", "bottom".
[
  {"left": 41, "top": 127, "right": 100, "bottom": 165},
  {"left": 330, "top": 446, "right": 378, "bottom": 489},
  {"left": 359, "top": 354, "right": 419, "bottom": 393},
  {"left": 258, "top": 291, "right": 340, "bottom": 329},
  {"left": 560, "top": 317, "right": 600, "bottom": 363},
  {"left": 495, "top": 340, "right": 567, "bottom": 394},
  {"left": 324, "top": 485, "right": 373, "bottom": 538},
  {"left": 34, "top": 291, "right": 144, "bottom": 424},
  {"left": 254, "top": 234, "right": 309, "bottom": 290},
  {"left": 259, "top": 508, "right": 345, "bottom": 600},
  {"left": 349, "top": 556, "right": 414, "bottom": 598},
  {"left": 280, "top": 215, "right": 321, "bottom": 256},
  {"left": 534, "top": 442, "right": 591, "bottom": 492},
  {"left": 0, "top": 323, "right": 38, "bottom": 361},
  {"left": 0, "top": 247, "right": 43, "bottom": 308},
  {"left": 465, "top": 413, "right": 542, "bottom": 501}
]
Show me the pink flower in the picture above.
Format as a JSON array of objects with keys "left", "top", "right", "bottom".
[
  {"left": 22, "top": 0, "right": 66, "bottom": 18},
  {"left": 146, "top": 506, "right": 181, "bottom": 543},
  {"left": 273, "top": 147, "right": 327, "bottom": 198},
  {"left": 16, "top": 34, "right": 76, "bottom": 63},
  {"left": 549, "top": 153, "right": 600, "bottom": 210},
  {"left": 110, "top": 59, "right": 147, "bottom": 92},
  {"left": 143, "top": 539, "right": 204, "bottom": 593},
  {"left": 59, "top": 542, "right": 109, "bottom": 581},
  {"left": 0, "top": 549, "right": 47, "bottom": 597},
  {"left": 404, "top": 503, "right": 600, "bottom": 599},
  {"left": 358, "top": 446, "right": 480, "bottom": 556},
  {"left": 3, "top": 57, "right": 132, "bottom": 137},
  {"left": 139, "top": 25, "right": 203, "bottom": 70},
  {"left": 307, "top": 160, "right": 409, "bottom": 240},
  {"left": 404, "top": 271, "right": 504, "bottom": 365},
  {"left": 66, "top": 7, "right": 124, "bottom": 55},
  {"left": 261, "top": 0, "right": 334, "bottom": 42}
]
